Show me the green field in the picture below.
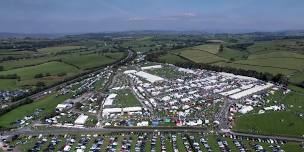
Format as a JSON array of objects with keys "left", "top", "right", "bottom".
[
  {"left": 0, "top": 79, "right": 17, "bottom": 90},
  {"left": 62, "top": 52, "right": 124, "bottom": 69},
  {"left": 192, "top": 44, "right": 220, "bottom": 54},
  {"left": 0, "top": 61, "right": 79, "bottom": 89},
  {"left": 38, "top": 45, "right": 84, "bottom": 54},
  {"left": 177, "top": 49, "right": 225, "bottom": 63},
  {"left": 0, "top": 93, "right": 71, "bottom": 128},
  {"left": 213, "top": 61, "right": 295, "bottom": 75},
  {"left": 234, "top": 87, "right": 304, "bottom": 137},
  {"left": 147, "top": 66, "right": 185, "bottom": 79},
  {"left": 0, "top": 61, "right": 78, "bottom": 80},
  {"left": 0, "top": 52, "right": 124, "bottom": 90},
  {"left": 114, "top": 89, "right": 141, "bottom": 107},
  {"left": 158, "top": 53, "right": 189, "bottom": 64}
]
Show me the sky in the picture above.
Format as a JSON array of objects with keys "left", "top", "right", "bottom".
[{"left": 0, "top": 0, "right": 304, "bottom": 33}]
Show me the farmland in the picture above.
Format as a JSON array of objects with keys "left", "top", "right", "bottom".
[
  {"left": 155, "top": 38, "right": 304, "bottom": 85},
  {"left": 0, "top": 93, "right": 71, "bottom": 128},
  {"left": 0, "top": 41, "right": 125, "bottom": 91},
  {"left": 177, "top": 49, "right": 225, "bottom": 63}
]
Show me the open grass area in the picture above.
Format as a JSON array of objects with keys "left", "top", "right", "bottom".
[
  {"left": 147, "top": 66, "right": 185, "bottom": 79},
  {"left": 0, "top": 93, "right": 71, "bottom": 128},
  {"left": 0, "top": 79, "right": 17, "bottom": 90},
  {"left": 234, "top": 109, "right": 304, "bottom": 137},
  {"left": 234, "top": 88, "right": 304, "bottom": 137},
  {"left": 0, "top": 52, "right": 124, "bottom": 90},
  {"left": 1, "top": 57, "right": 54, "bottom": 70},
  {"left": 62, "top": 52, "right": 124, "bottom": 69},
  {"left": 234, "top": 58, "right": 304, "bottom": 71},
  {"left": 0, "top": 61, "right": 78, "bottom": 80},
  {"left": 114, "top": 89, "right": 141, "bottom": 107},
  {"left": 217, "top": 47, "right": 248, "bottom": 60},
  {"left": 192, "top": 44, "right": 220, "bottom": 54},
  {"left": 248, "top": 51, "right": 304, "bottom": 59},
  {"left": 213, "top": 61, "right": 295, "bottom": 75},
  {"left": 0, "top": 61, "right": 79, "bottom": 89},
  {"left": 177, "top": 49, "right": 225, "bottom": 63},
  {"left": 38, "top": 45, "right": 84, "bottom": 54},
  {"left": 158, "top": 53, "right": 189, "bottom": 64}
]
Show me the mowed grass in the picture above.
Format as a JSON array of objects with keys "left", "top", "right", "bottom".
[
  {"left": 0, "top": 61, "right": 78, "bottom": 80},
  {"left": 114, "top": 89, "right": 141, "bottom": 107},
  {"left": 0, "top": 93, "right": 71, "bottom": 128},
  {"left": 38, "top": 45, "right": 84, "bottom": 54},
  {"left": 192, "top": 44, "right": 220, "bottom": 54},
  {"left": 62, "top": 52, "right": 124, "bottom": 69},
  {"left": 177, "top": 49, "right": 225, "bottom": 63},
  {"left": 234, "top": 88, "right": 304, "bottom": 137},
  {"left": 234, "top": 111, "right": 304, "bottom": 137}
]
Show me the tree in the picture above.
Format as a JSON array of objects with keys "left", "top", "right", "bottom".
[
  {"left": 229, "top": 57, "right": 235, "bottom": 62},
  {"left": 36, "top": 81, "right": 46, "bottom": 88},
  {"left": 0, "top": 66, "right": 3, "bottom": 71},
  {"left": 219, "top": 44, "right": 224, "bottom": 52},
  {"left": 74, "top": 102, "right": 83, "bottom": 109},
  {"left": 34, "top": 73, "right": 44, "bottom": 78}
]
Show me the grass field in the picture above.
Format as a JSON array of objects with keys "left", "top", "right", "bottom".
[
  {"left": 234, "top": 58, "right": 304, "bottom": 71},
  {"left": 147, "top": 66, "right": 185, "bottom": 79},
  {"left": 158, "top": 53, "right": 189, "bottom": 64},
  {"left": 0, "top": 79, "right": 17, "bottom": 90},
  {"left": 192, "top": 44, "right": 220, "bottom": 54},
  {"left": 213, "top": 61, "right": 295, "bottom": 75},
  {"left": 248, "top": 51, "right": 304, "bottom": 59},
  {"left": 0, "top": 52, "right": 124, "bottom": 90},
  {"left": 114, "top": 89, "right": 141, "bottom": 107},
  {"left": 217, "top": 47, "right": 248, "bottom": 60},
  {"left": 234, "top": 111, "right": 304, "bottom": 137},
  {"left": 0, "top": 61, "right": 78, "bottom": 80},
  {"left": 62, "top": 52, "right": 124, "bottom": 69},
  {"left": 234, "top": 87, "right": 304, "bottom": 137},
  {"left": 0, "top": 93, "right": 71, "bottom": 128},
  {"left": 177, "top": 49, "right": 225, "bottom": 63},
  {"left": 38, "top": 45, "right": 84, "bottom": 54}
]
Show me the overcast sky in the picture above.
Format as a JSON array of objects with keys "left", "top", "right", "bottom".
[{"left": 1, "top": 0, "right": 304, "bottom": 33}]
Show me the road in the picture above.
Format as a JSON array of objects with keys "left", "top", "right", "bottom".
[{"left": 2, "top": 127, "right": 304, "bottom": 142}]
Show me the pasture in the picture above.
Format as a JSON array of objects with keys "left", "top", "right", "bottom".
[
  {"left": 0, "top": 61, "right": 78, "bottom": 80},
  {"left": 38, "top": 45, "right": 84, "bottom": 54},
  {"left": 177, "top": 49, "right": 225, "bottom": 63},
  {"left": 0, "top": 93, "right": 71, "bottom": 128},
  {"left": 213, "top": 61, "right": 295, "bottom": 75},
  {"left": 192, "top": 44, "right": 220, "bottom": 54},
  {"left": 158, "top": 53, "right": 189, "bottom": 64},
  {"left": 62, "top": 52, "right": 124, "bottom": 69}
]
